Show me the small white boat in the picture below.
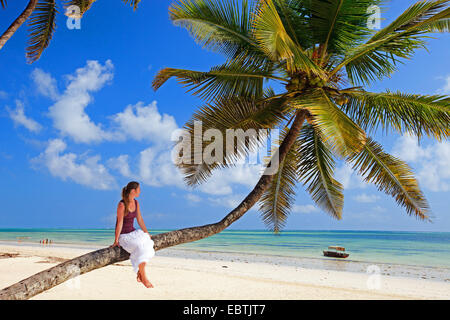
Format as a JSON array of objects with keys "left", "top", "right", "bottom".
[{"left": 323, "top": 246, "right": 349, "bottom": 258}]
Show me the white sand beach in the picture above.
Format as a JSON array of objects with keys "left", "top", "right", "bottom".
[{"left": 0, "top": 243, "right": 449, "bottom": 300}]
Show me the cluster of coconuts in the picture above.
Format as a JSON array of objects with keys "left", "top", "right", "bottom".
[{"left": 285, "top": 75, "right": 327, "bottom": 92}]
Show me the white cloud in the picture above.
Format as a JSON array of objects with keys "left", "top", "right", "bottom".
[
  {"left": 354, "top": 193, "right": 380, "bottom": 203},
  {"left": 111, "top": 101, "right": 178, "bottom": 143},
  {"left": 107, "top": 154, "right": 132, "bottom": 177},
  {"left": 35, "top": 62, "right": 180, "bottom": 145},
  {"left": 107, "top": 139, "right": 264, "bottom": 196},
  {"left": 31, "top": 139, "right": 117, "bottom": 190},
  {"left": 334, "top": 162, "right": 368, "bottom": 189},
  {"left": 0, "top": 90, "right": 8, "bottom": 99},
  {"left": 208, "top": 194, "right": 245, "bottom": 209},
  {"left": 185, "top": 193, "right": 202, "bottom": 203},
  {"left": 199, "top": 164, "right": 262, "bottom": 195},
  {"left": 391, "top": 134, "right": 430, "bottom": 162},
  {"left": 373, "top": 205, "right": 386, "bottom": 213},
  {"left": 138, "top": 146, "right": 185, "bottom": 188},
  {"left": 47, "top": 60, "right": 117, "bottom": 144},
  {"left": 392, "top": 134, "right": 450, "bottom": 192},
  {"left": 1, "top": 152, "right": 13, "bottom": 160},
  {"left": 6, "top": 100, "right": 42, "bottom": 133},
  {"left": 416, "top": 142, "right": 450, "bottom": 192},
  {"left": 25, "top": 60, "right": 277, "bottom": 195},
  {"left": 292, "top": 204, "right": 319, "bottom": 214},
  {"left": 31, "top": 68, "right": 59, "bottom": 100},
  {"left": 108, "top": 146, "right": 185, "bottom": 189},
  {"left": 437, "top": 75, "right": 450, "bottom": 94}
]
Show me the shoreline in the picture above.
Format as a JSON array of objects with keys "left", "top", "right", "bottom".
[{"left": 1, "top": 240, "right": 449, "bottom": 283}]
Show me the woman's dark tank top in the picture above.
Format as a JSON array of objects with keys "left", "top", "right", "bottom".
[{"left": 120, "top": 199, "right": 137, "bottom": 234}]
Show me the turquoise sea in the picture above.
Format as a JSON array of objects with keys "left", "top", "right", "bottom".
[{"left": 0, "top": 229, "right": 449, "bottom": 269}]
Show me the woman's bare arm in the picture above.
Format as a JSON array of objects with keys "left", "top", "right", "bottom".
[
  {"left": 135, "top": 201, "right": 151, "bottom": 238},
  {"left": 111, "top": 202, "right": 125, "bottom": 247}
]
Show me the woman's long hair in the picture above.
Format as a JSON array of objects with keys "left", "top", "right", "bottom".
[{"left": 121, "top": 181, "right": 139, "bottom": 217}]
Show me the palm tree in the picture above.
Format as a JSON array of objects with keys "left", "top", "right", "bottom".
[
  {"left": 1, "top": 0, "right": 449, "bottom": 300},
  {"left": 152, "top": 0, "right": 449, "bottom": 231},
  {"left": 0, "top": 0, "right": 38, "bottom": 53},
  {"left": 0, "top": 0, "right": 141, "bottom": 63}
]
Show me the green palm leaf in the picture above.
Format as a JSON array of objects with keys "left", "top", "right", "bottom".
[
  {"left": 342, "top": 89, "right": 450, "bottom": 140},
  {"left": 252, "top": 0, "right": 326, "bottom": 77},
  {"left": 269, "top": 0, "right": 316, "bottom": 51},
  {"left": 371, "top": 0, "right": 449, "bottom": 40},
  {"left": 297, "top": 124, "right": 344, "bottom": 219},
  {"left": 332, "top": 33, "right": 425, "bottom": 85},
  {"left": 259, "top": 126, "right": 300, "bottom": 233},
  {"left": 348, "top": 138, "right": 431, "bottom": 220},
  {"left": 423, "top": 17, "right": 450, "bottom": 31},
  {"left": 26, "top": 0, "right": 58, "bottom": 64},
  {"left": 169, "top": 0, "right": 265, "bottom": 61},
  {"left": 293, "top": 88, "right": 367, "bottom": 157},
  {"left": 178, "top": 95, "right": 287, "bottom": 185},
  {"left": 152, "top": 56, "right": 286, "bottom": 101},
  {"left": 330, "top": 1, "right": 450, "bottom": 84},
  {"left": 63, "top": 0, "right": 97, "bottom": 18},
  {"left": 308, "top": 0, "right": 378, "bottom": 61},
  {"left": 122, "top": 0, "right": 141, "bottom": 10}
]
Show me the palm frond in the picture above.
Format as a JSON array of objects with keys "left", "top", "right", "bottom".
[
  {"left": 63, "top": 0, "right": 96, "bottom": 17},
  {"left": 26, "top": 0, "right": 57, "bottom": 64},
  {"left": 252, "top": 0, "right": 326, "bottom": 78},
  {"left": 423, "top": 17, "right": 450, "bottom": 31},
  {"left": 259, "top": 126, "right": 300, "bottom": 233},
  {"left": 371, "top": 0, "right": 449, "bottom": 40},
  {"left": 342, "top": 89, "right": 450, "bottom": 140},
  {"left": 297, "top": 124, "right": 344, "bottom": 219},
  {"left": 308, "top": 0, "right": 378, "bottom": 61},
  {"left": 333, "top": 33, "right": 426, "bottom": 85},
  {"left": 348, "top": 137, "right": 431, "bottom": 220},
  {"left": 330, "top": 1, "right": 450, "bottom": 84},
  {"left": 1, "top": 0, "right": 7, "bottom": 9},
  {"left": 152, "top": 56, "right": 285, "bottom": 101},
  {"left": 122, "top": 0, "right": 141, "bottom": 10},
  {"left": 293, "top": 88, "right": 367, "bottom": 157},
  {"left": 177, "top": 95, "right": 287, "bottom": 186},
  {"left": 169, "top": 0, "right": 265, "bottom": 61},
  {"left": 271, "top": 0, "right": 315, "bottom": 50}
]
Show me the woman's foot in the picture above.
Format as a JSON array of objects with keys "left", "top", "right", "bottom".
[
  {"left": 140, "top": 273, "right": 153, "bottom": 288},
  {"left": 143, "top": 280, "right": 154, "bottom": 288},
  {"left": 136, "top": 271, "right": 142, "bottom": 283},
  {"left": 138, "top": 262, "right": 154, "bottom": 288}
]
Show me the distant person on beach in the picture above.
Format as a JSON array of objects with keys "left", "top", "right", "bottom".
[{"left": 110, "top": 181, "right": 155, "bottom": 288}]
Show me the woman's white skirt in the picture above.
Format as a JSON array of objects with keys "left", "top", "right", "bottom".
[{"left": 119, "top": 229, "right": 155, "bottom": 273}]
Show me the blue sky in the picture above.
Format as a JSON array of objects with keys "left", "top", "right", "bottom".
[{"left": 0, "top": 0, "right": 449, "bottom": 231}]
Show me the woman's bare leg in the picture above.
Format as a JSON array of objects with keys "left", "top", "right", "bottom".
[
  {"left": 138, "top": 262, "right": 153, "bottom": 288},
  {"left": 136, "top": 271, "right": 142, "bottom": 282}
]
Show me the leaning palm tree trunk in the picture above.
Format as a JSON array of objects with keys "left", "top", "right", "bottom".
[
  {"left": 0, "top": 110, "right": 308, "bottom": 300},
  {"left": 0, "top": 0, "right": 38, "bottom": 50}
]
